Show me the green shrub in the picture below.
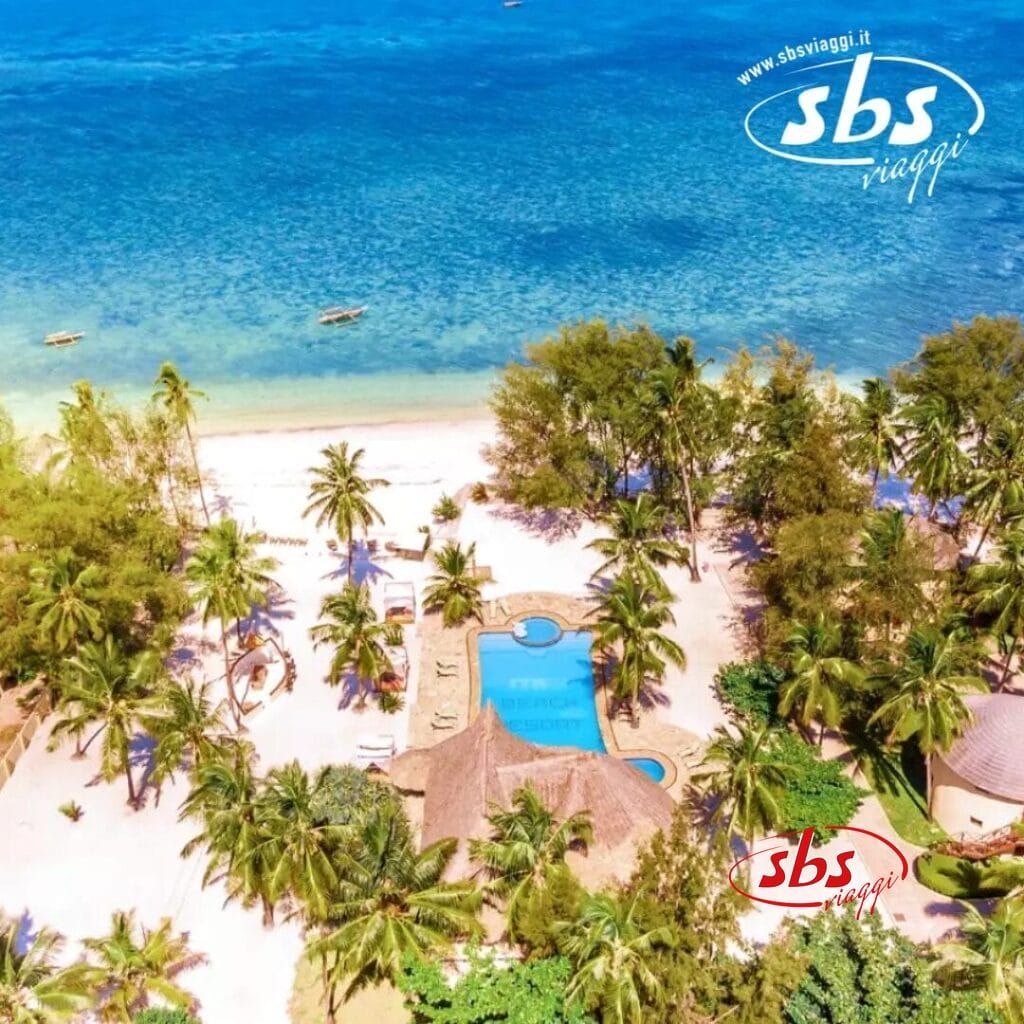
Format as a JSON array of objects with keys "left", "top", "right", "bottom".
[
  {"left": 432, "top": 494, "right": 461, "bottom": 522},
  {"left": 915, "top": 852, "right": 1024, "bottom": 899},
  {"left": 133, "top": 1010, "right": 198, "bottom": 1024},
  {"left": 716, "top": 661, "right": 785, "bottom": 725},
  {"left": 776, "top": 734, "right": 865, "bottom": 841},
  {"left": 310, "top": 764, "right": 399, "bottom": 826},
  {"left": 470, "top": 482, "right": 489, "bottom": 504}
]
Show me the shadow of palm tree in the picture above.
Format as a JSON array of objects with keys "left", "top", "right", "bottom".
[
  {"left": 335, "top": 671, "right": 365, "bottom": 711},
  {"left": 324, "top": 541, "right": 394, "bottom": 587},
  {"left": 210, "top": 493, "right": 234, "bottom": 518},
  {"left": 129, "top": 734, "right": 159, "bottom": 807},
  {"left": 237, "top": 590, "right": 296, "bottom": 638}
]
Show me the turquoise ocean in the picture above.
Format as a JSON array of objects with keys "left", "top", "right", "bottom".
[{"left": 0, "top": 0, "right": 1021, "bottom": 432}]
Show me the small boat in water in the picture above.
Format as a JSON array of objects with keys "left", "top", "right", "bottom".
[
  {"left": 318, "top": 305, "right": 368, "bottom": 326},
  {"left": 44, "top": 331, "right": 84, "bottom": 348},
  {"left": 503, "top": 1, "right": 522, "bottom": 7}
]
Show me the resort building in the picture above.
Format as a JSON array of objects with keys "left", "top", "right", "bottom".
[{"left": 931, "top": 693, "right": 1024, "bottom": 837}]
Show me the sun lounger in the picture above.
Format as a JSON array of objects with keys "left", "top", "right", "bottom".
[{"left": 355, "top": 734, "right": 396, "bottom": 770}]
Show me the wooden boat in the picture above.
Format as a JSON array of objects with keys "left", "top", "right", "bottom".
[
  {"left": 44, "top": 331, "right": 84, "bottom": 347},
  {"left": 318, "top": 305, "right": 368, "bottom": 326},
  {"left": 503, "top": 1, "right": 523, "bottom": 7}
]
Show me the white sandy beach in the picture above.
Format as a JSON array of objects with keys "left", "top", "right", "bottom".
[{"left": 0, "top": 415, "right": 805, "bottom": 1022}]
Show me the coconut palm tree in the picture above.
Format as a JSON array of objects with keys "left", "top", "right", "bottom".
[
  {"left": 255, "top": 761, "right": 345, "bottom": 925},
  {"left": 153, "top": 361, "right": 210, "bottom": 524},
  {"left": 848, "top": 377, "right": 902, "bottom": 491},
  {"left": 146, "top": 677, "right": 232, "bottom": 783},
  {"left": 933, "top": 897, "right": 1024, "bottom": 1020},
  {"left": 648, "top": 338, "right": 713, "bottom": 581},
  {"left": 592, "top": 573, "right": 685, "bottom": 718},
  {"left": 25, "top": 551, "right": 104, "bottom": 656},
  {"left": 306, "top": 805, "right": 481, "bottom": 1018},
  {"left": 310, "top": 583, "right": 392, "bottom": 704},
  {"left": 0, "top": 913, "right": 91, "bottom": 1022},
  {"left": 185, "top": 518, "right": 278, "bottom": 724},
  {"left": 56, "top": 380, "right": 115, "bottom": 470},
  {"left": 303, "top": 442, "right": 388, "bottom": 583},
  {"left": 868, "top": 625, "right": 987, "bottom": 809},
  {"left": 80, "top": 911, "right": 204, "bottom": 1023},
  {"left": 178, "top": 740, "right": 274, "bottom": 924},
  {"left": 778, "top": 614, "right": 864, "bottom": 744},
  {"left": 555, "top": 891, "right": 673, "bottom": 1024},
  {"left": 902, "top": 395, "right": 969, "bottom": 522},
  {"left": 469, "top": 783, "right": 592, "bottom": 942},
  {"left": 586, "top": 495, "right": 689, "bottom": 594},
  {"left": 422, "top": 541, "right": 484, "bottom": 627},
  {"left": 967, "top": 528, "right": 1024, "bottom": 689},
  {"left": 49, "top": 638, "right": 163, "bottom": 806},
  {"left": 964, "top": 418, "right": 1024, "bottom": 557},
  {"left": 692, "top": 722, "right": 791, "bottom": 848}
]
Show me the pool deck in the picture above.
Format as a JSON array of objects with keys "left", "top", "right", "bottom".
[{"left": 409, "top": 591, "right": 704, "bottom": 799}]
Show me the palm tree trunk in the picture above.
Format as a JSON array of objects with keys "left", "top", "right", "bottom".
[
  {"left": 998, "top": 635, "right": 1020, "bottom": 691},
  {"left": 680, "top": 452, "right": 700, "bottom": 582},
  {"left": 261, "top": 895, "right": 275, "bottom": 927},
  {"left": 184, "top": 421, "right": 211, "bottom": 525},
  {"left": 222, "top": 626, "right": 242, "bottom": 727},
  {"left": 347, "top": 537, "right": 354, "bottom": 584},
  {"left": 925, "top": 753, "right": 933, "bottom": 815},
  {"left": 125, "top": 759, "right": 138, "bottom": 807},
  {"left": 327, "top": 976, "right": 339, "bottom": 1024},
  {"left": 973, "top": 515, "right": 995, "bottom": 561},
  {"left": 819, "top": 720, "right": 826, "bottom": 747}
]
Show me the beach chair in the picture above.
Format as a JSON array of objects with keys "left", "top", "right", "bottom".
[{"left": 355, "top": 734, "right": 396, "bottom": 770}]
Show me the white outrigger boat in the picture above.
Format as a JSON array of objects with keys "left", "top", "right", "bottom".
[
  {"left": 44, "top": 331, "right": 84, "bottom": 348},
  {"left": 318, "top": 305, "right": 368, "bottom": 326}
]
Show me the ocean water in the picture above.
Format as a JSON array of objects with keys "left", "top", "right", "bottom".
[{"left": 1, "top": 0, "right": 1022, "bottom": 430}]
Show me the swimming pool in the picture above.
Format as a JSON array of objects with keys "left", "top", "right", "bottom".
[{"left": 477, "top": 618, "right": 667, "bottom": 784}]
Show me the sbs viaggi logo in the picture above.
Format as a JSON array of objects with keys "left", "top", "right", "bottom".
[
  {"left": 729, "top": 825, "right": 909, "bottom": 920},
  {"left": 738, "top": 30, "right": 985, "bottom": 203}
]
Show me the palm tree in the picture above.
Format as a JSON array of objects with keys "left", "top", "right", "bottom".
[
  {"left": 692, "top": 722, "right": 792, "bottom": 848},
  {"left": 586, "top": 495, "right": 689, "bottom": 594},
  {"left": 25, "top": 551, "right": 104, "bottom": 656},
  {"left": 178, "top": 740, "right": 274, "bottom": 925},
  {"left": 848, "top": 377, "right": 902, "bottom": 491},
  {"left": 902, "top": 395, "right": 969, "bottom": 522},
  {"left": 964, "top": 419, "right": 1024, "bottom": 557},
  {"left": 310, "top": 583, "right": 392, "bottom": 705},
  {"left": 778, "top": 614, "right": 864, "bottom": 744},
  {"left": 306, "top": 805, "right": 481, "bottom": 1019},
  {"left": 303, "top": 442, "right": 388, "bottom": 583},
  {"left": 255, "top": 761, "right": 345, "bottom": 925},
  {"left": 147, "top": 677, "right": 232, "bottom": 782},
  {"left": 422, "top": 541, "right": 484, "bottom": 627},
  {"left": 185, "top": 518, "right": 278, "bottom": 724},
  {"left": 153, "top": 361, "right": 210, "bottom": 524},
  {"left": 49, "top": 638, "right": 162, "bottom": 806},
  {"left": 0, "top": 913, "right": 91, "bottom": 1022},
  {"left": 868, "top": 625, "right": 987, "bottom": 808},
  {"left": 468, "top": 783, "right": 592, "bottom": 942},
  {"left": 855, "top": 509, "right": 932, "bottom": 644},
  {"left": 56, "top": 380, "right": 115, "bottom": 470},
  {"left": 649, "top": 337, "right": 713, "bottom": 581},
  {"left": 555, "top": 891, "right": 672, "bottom": 1024},
  {"left": 80, "top": 911, "right": 204, "bottom": 1023},
  {"left": 592, "top": 573, "right": 685, "bottom": 718},
  {"left": 933, "top": 898, "right": 1024, "bottom": 1020},
  {"left": 967, "top": 528, "right": 1024, "bottom": 688}
]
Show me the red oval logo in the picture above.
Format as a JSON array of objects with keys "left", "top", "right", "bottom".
[{"left": 729, "top": 826, "right": 909, "bottom": 919}]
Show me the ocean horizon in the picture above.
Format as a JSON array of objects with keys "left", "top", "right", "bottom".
[{"left": 2, "top": 0, "right": 1022, "bottom": 431}]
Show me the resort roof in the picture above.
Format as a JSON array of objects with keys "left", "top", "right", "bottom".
[
  {"left": 907, "top": 517, "right": 961, "bottom": 571},
  {"left": 940, "top": 694, "right": 1024, "bottom": 801},
  {"left": 389, "top": 704, "right": 675, "bottom": 881}
]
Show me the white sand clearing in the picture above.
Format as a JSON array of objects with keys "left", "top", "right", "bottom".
[{"left": 0, "top": 416, "right": 748, "bottom": 1022}]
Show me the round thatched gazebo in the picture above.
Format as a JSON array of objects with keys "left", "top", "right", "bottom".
[{"left": 932, "top": 694, "right": 1024, "bottom": 837}]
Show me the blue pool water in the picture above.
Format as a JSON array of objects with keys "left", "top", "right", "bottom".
[
  {"left": 626, "top": 757, "right": 667, "bottom": 784},
  {"left": 1, "top": 0, "right": 1021, "bottom": 425},
  {"left": 513, "top": 616, "right": 563, "bottom": 647},
  {"left": 478, "top": 628, "right": 603, "bottom": 751}
]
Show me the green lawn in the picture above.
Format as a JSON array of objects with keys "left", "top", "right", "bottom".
[{"left": 857, "top": 744, "right": 948, "bottom": 848}]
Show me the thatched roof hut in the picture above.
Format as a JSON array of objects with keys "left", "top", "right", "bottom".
[
  {"left": 390, "top": 704, "right": 675, "bottom": 883},
  {"left": 907, "top": 516, "right": 962, "bottom": 572}
]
